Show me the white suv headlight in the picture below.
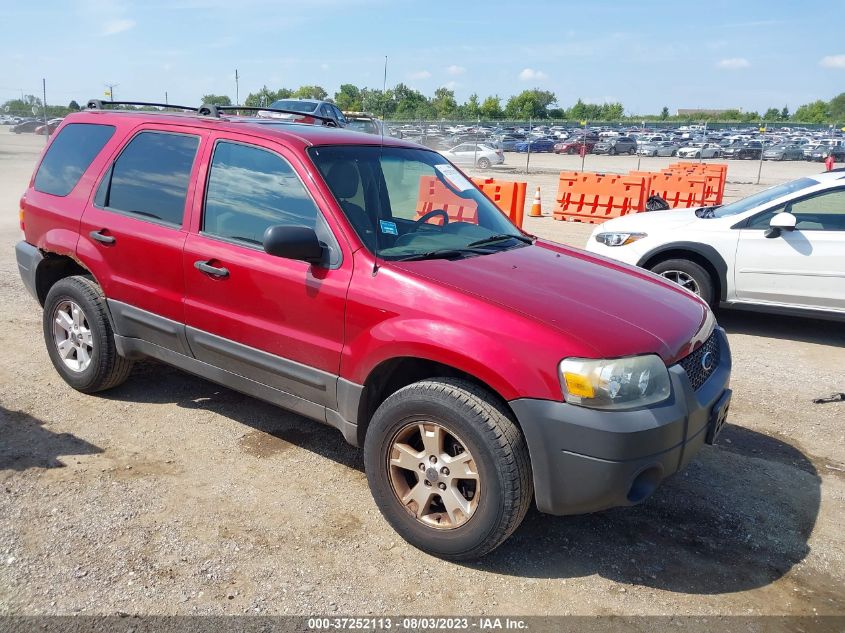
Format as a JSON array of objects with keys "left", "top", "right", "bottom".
[
  {"left": 559, "top": 355, "right": 671, "bottom": 410},
  {"left": 594, "top": 232, "right": 647, "bottom": 247}
]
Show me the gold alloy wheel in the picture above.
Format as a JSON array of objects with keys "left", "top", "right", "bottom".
[{"left": 387, "top": 421, "right": 480, "bottom": 529}]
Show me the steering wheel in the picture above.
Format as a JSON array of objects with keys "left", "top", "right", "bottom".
[{"left": 411, "top": 209, "right": 450, "bottom": 232}]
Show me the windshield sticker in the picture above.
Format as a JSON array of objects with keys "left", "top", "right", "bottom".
[
  {"left": 379, "top": 220, "right": 398, "bottom": 235},
  {"left": 435, "top": 164, "right": 473, "bottom": 192}
]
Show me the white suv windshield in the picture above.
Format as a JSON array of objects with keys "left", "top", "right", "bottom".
[{"left": 712, "top": 178, "right": 818, "bottom": 218}]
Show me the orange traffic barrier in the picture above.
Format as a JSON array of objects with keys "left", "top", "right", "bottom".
[
  {"left": 553, "top": 172, "right": 648, "bottom": 224},
  {"left": 666, "top": 162, "right": 727, "bottom": 205},
  {"left": 646, "top": 173, "right": 707, "bottom": 208},
  {"left": 416, "top": 176, "right": 478, "bottom": 224},
  {"left": 414, "top": 176, "right": 527, "bottom": 228},
  {"left": 472, "top": 177, "right": 527, "bottom": 228},
  {"left": 529, "top": 186, "right": 542, "bottom": 217}
]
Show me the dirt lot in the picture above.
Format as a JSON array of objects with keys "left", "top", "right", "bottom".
[{"left": 1, "top": 128, "right": 843, "bottom": 617}]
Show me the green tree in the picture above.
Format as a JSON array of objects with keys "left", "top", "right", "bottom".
[
  {"left": 392, "top": 83, "right": 433, "bottom": 119},
  {"left": 504, "top": 89, "right": 557, "bottom": 119},
  {"left": 763, "top": 107, "right": 780, "bottom": 121},
  {"left": 462, "top": 93, "right": 480, "bottom": 119},
  {"left": 780, "top": 105, "right": 790, "bottom": 120},
  {"left": 431, "top": 86, "right": 458, "bottom": 119},
  {"left": 293, "top": 85, "right": 328, "bottom": 100},
  {"left": 361, "top": 88, "right": 395, "bottom": 117},
  {"left": 68, "top": 100, "right": 81, "bottom": 111},
  {"left": 660, "top": 106, "right": 669, "bottom": 120},
  {"left": 244, "top": 86, "right": 293, "bottom": 107},
  {"left": 479, "top": 95, "right": 503, "bottom": 119},
  {"left": 829, "top": 92, "right": 845, "bottom": 121},
  {"left": 569, "top": 98, "right": 587, "bottom": 121},
  {"left": 792, "top": 100, "right": 830, "bottom": 123},
  {"left": 201, "top": 94, "right": 232, "bottom": 106},
  {"left": 334, "top": 84, "right": 363, "bottom": 112}
]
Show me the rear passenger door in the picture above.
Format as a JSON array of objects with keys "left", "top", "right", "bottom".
[
  {"left": 182, "top": 134, "right": 352, "bottom": 410},
  {"left": 78, "top": 126, "right": 205, "bottom": 352}
]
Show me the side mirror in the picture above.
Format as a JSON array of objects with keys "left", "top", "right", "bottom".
[
  {"left": 765, "top": 212, "right": 797, "bottom": 239},
  {"left": 263, "top": 225, "right": 326, "bottom": 264}
]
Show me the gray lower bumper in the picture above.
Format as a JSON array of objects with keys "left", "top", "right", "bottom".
[
  {"left": 511, "top": 328, "right": 732, "bottom": 515},
  {"left": 15, "top": 241, "right": 43, "bottom": 303}
]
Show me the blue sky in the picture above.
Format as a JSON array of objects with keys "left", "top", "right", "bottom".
[{"left": 2, "top": 0, "right": 844, "bottom": 114}]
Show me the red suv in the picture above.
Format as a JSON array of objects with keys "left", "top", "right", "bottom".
[{"left": 15, "top": 102, "right": 732, "bottom": 559}]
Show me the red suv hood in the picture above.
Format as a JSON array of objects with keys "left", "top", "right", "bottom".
[{"left": 393, "top": 240, "right": 711, "bottom": 365}]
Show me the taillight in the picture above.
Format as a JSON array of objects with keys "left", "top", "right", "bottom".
[
  {"left": 296, "top": 115, "right": 316, "bottom": 125},
  {"left": 19, "top": 207, "right": 25, "bottom": 231}
]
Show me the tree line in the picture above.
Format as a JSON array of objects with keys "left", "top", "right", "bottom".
[{"left": 3, "top": 88, "right": 844, "bottom": 125}]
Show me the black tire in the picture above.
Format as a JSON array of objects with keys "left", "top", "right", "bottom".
[
  {"left": 477, "top": 157, "right": 491, "bottom": 169},
  {"left": 628, "top": 147, "right": 636, "bottom": 155},
  {"left": 364, "top": 378, "right": 533, "bottom": 560},
  {"left": 650, "top": 259, "right": 715, "bottom": 307},
  {"left": 43, "top": 275, "right": 133, "bottom": 393},
  {"left": 609, "top": 147, "right": 617, "bottom": 155}
]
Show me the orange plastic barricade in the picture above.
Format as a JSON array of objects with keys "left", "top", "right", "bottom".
[
  {"left": 666, "top": 162, "right": 727, "bottom": 205},
  {"left": 646, "top": 173, "right": 707, "bottom": 208},
  {"left": 553, "top": 172, "right": 647, "bottom": 223},
  {"left": 472, "top": 177, "right": 528, "bottom": 228},
  {"left": 415, "top": 176, "right": 479, "bottom": 224}
]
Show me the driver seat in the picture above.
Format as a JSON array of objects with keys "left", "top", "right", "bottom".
[{"left": 324, "top": 162, "right": 377, "bottom": 251}]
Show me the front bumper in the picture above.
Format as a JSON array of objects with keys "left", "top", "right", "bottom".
[{"left": 510, "top": 328, "right": 731, "bottom": 515}]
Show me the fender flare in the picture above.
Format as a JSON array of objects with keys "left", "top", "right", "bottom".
[{"left": 636, "top": 241, "right": 729, "bottom": 302}]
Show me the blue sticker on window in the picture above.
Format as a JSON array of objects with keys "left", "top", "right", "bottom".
[{"left": 379, "top": 220, "right": 398, "bottom": 235}]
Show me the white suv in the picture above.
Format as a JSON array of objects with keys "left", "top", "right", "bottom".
[{"left": 585, "top": 171, "right": 845, "bottom": 320}]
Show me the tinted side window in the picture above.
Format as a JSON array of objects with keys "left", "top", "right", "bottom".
[
  {"left": 203, "top": 141, "right": 319, "bottom": 245},
  {"left": 34, "top": 123, "right": 115, "bottom": 196},
  {"left": 102, "top": 131, "right": 199, "bottom": 226}
]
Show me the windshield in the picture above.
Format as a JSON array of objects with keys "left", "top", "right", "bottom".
[
  {"left": 268, "top": 100, "right": 317, "bottom": 114},
  {"left": 308, "top": 145, "right": 528, "bottom": 261},
  {"left": 712, "top": 177, "right": 818, "bottom": 218},
  {"left": 345, "top": 119, "right": 378, "bottom": 134}
]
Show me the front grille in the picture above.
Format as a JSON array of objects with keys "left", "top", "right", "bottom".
[{"left": 678, "top": 331, "right": 720, "bottom": 391}]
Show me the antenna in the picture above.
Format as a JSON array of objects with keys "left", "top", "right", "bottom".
[{"left": 373, "top": 54, "right": 388, "bottom": 277}]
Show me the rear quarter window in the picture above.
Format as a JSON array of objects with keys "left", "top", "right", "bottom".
[{"left": 34, "top": 123, "right": 116, "bottom": 196}]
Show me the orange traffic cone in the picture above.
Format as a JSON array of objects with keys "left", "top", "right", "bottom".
[{"left": 529, "top": 186, "right": 542, "bottom": 217}]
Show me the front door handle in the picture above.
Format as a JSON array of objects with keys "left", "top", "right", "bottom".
[
  {"left": 194, "top": 260, "right": 230, "bottom": 278},
  {"left": 89, "top": 230, "right": 116, "bottom": 245}
]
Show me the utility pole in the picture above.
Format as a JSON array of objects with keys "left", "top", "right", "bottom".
[
  {"left": 235, "top": 69, "right": 239, "bottom": 106},
  {"left": 104, "top": 82, "right": 119, "bottom": 101},
  {"left": 42, "top": 78, "right": 48, "bottom": 144},
  {"left": 165, "top": 91, "right": 168, "bottom": 105}
]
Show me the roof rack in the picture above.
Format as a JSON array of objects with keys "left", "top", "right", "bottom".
[
  {"left": 199, "top": 104, "right": 336, "bottom": 125},
  {"left": 87, "top": 99, "right": 198, "bottom": 112}
]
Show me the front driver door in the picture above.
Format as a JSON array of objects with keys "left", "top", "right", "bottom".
[
  {"left": 734, "top": 187, "right": 845, "bottom": 311},
  {"left": 182, "top": 135, "right": 352, "bottom": 415}
]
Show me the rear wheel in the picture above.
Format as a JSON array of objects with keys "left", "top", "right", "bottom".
[
  {"left": 364, "top": 379, "right": 532, "bottom": 560},
  {"left": 43, "top": 276, "right": 133, "bottom": 393},
  {"left": 477, "top": 157, "right": 491, "bottom": 169},
  {"left": 609, "top": 147, "right": 617, "bottom": 155},
  {"left": 650, "top": 259, "right": 715, "bottom": 307}
]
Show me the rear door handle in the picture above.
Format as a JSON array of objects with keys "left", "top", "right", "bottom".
[
  {"left": 89, "top": 230, "right": 116, "bottom": 245},
  {"left": 194, "top": 260, "right": 229, "bottom": 278}
]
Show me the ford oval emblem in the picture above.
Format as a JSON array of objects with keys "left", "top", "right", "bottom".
[{"left": 701, "top": 351, "right": 715, "bottom": 372}]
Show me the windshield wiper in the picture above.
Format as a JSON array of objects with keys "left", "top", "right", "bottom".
[
  {"left": 466, "top": 233, "right": 533, "bottom": 248},
  {"left": 393, "top": 248, "right": 489, "bottom": 262}
]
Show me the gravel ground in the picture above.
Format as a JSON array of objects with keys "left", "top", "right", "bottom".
[{"left": 0, "top": 129, "right": 843, "bottom": 617}]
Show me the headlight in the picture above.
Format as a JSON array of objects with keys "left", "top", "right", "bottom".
[
  {"left": 559, "top": 355, "right": 671, "bottom": 410},
  {"left": 594, "top": 232, "right": 647, "bottom": 247}
]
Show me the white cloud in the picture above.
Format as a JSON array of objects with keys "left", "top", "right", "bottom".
[
  {"left": 446, "top": 65, "right": 466, "bottom": 76},
  {"left": 102, "top": 17, "right": 136, "bottom": 35},
  {"left": 408, "top": 70, "right": 431, "bottom": 80},
  {"left": 519, "top": 68, "right": 547, "bottom": 81},
  {"left": 320, "top": 63, "right": 330, "bottom": 70},
  {"left": 443, "top": 81, "right": 459, "bottom": 90},
  {"left": 820, "top": 54, "right": 845, "bottom": 68},
  {"left": 717, "top": 57, "right": 750, "bottom": 69}
]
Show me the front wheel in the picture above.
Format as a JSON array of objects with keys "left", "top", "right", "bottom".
[
  {"left": 476, "top": 157, "right": 491, "bottom": 169},
  {"left": 43, "top": 276, "right": 133, "bottom": 393},
  {"left": 609, "top": 147, "right": 617, "bottom": 155},
  {"left": 364, "top": 379, "right": 533, "bottom": 560},
  {"left": 651, "top": 259, "right": 715, "bottom": 307}
]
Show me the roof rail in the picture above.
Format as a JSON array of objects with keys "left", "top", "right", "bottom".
[
  {"left": 86, "top": 99, "right": 198, "bottom": 112},
  {"left": 199, "top": 104, "right": 336, "bottom": 125}
]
